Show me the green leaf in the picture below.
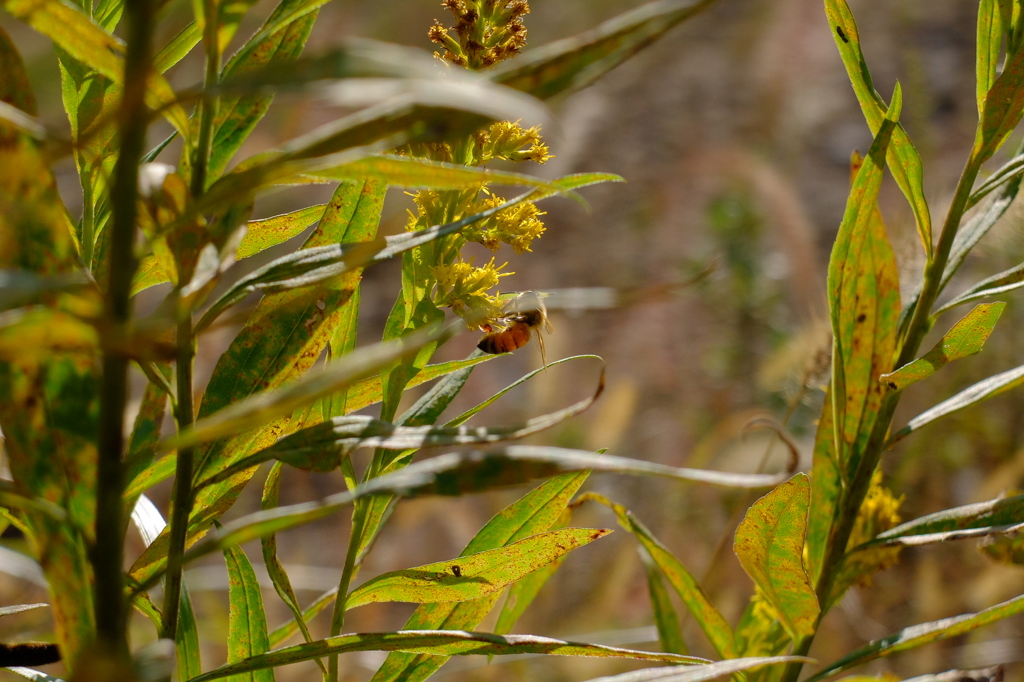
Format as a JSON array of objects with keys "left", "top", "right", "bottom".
[
  {"left": 978, "top": 0, "right": 1004, "bottom": 117},
  {"left": 346, "top": 527, "right": 610, "bottom": 609},
  {"left": 223, "top": 544, "right": 274, "bottom": 682},
  {"left": 176, "top": 582, "right": 202, "bottom": 682},
  {"left": 197, "top": 366, "right": 603, "bottom": 484},
  {"left": 207, "top": 0, "right": 322, "bottom": 179},
  {"left": 640, "top": 550, "right": 687, "bottom": 655},
  {"left": 880, "top": 302, "right": 1005, "bottom": 392},
  {"left": 826, "top": 88, "right": 902, "bottom": 478},
  {"left": 805, "top": 594, "right": 1024, "bottom": 682},
  {"left": 584, "top": 493, "right": 736, "bottom": 658},
  {"left": 943, "top": 158, "right": 1023, "bottom": 288},
  {"left": 314, "top": 154, "right": 583, "bottom": 196},
  {"left": 733, "top": 474, "right": 819, "bottom": 640},
  {"left": 235, "top": 205, "right": 326, "bottom": 259},
  {"left": 888, "top": 362, "right": 1024, "bottom": 446},
  {"left": 581, "top": 657, "right": 812, "bottom": 682},
  {"left": 824, "top": 1, "right": 931, "bottom": 254},
  {"left": 372, "top": 471, "right": 589, "bottom": 681},
  {"left": 967, "top": 151, "right": 1024, "bottom": 208},
  {"left": 186, "top": 630, "right": 708, "bottom": 682},
  {"left": 940, "top": 260, "right": 1024, "bottom": 311},
  {"left": 154, "top": 21, "right": 201, "bottom": 73},
  {"left": 977, "top": 37, "right": 1024, "bottom": 163},
  {"left": 0, "top": 604, "right": 48, "bottom": 618},
  {"left": 805, "top": 385, "right": 840, "bottom": 584},
  {"left": 0, "top": 73, "right": 97, "bottom": 662},
  {"left": 260, "top": 462, "right": 326, "bottom": 673},
  {"left": 492, "top": 0, "right": 717, "bottom": 100},
  {"left": 861, "top": 493, "right": 1024, "bottom": 548}
]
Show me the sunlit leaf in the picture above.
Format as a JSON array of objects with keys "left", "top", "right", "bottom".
[
  {"left": 224, "top": 545, "right": 274, "bottom": 682},
  {"left": 826, "top": 90, "right": 901, "bottom": 478},
  {"left": 856, "top": 493, "right": 1024, "bottom": 548},
  {"left": 976, "top": 36, "right": 1024, "bottom": 163},
  {"left": 806, "top": 385, "right": 840, "bottom": 584},
  {"left": 582, "top": 493, "right": 736, "bottom": 658},
  {"left": 583, "top": 657, "right": 812, "bottom": 682},
  {"left": 187, "top": 630, "right": 709, "bottom": 682},
  {"left": 640, "top": 551, "right": 687, "bottom": 655},
  {"left": 880, "top": 302, "right": 1004, "bottom": 392},
  {"left": 236, "top": 205, "right": 326, "bottom": 259},
  {"left": 347, "top": 528, "right": 610, "bottom": 609},
  {"left": 888, "top": 363, "right": 1024, "bottom": 446},
  {"left": 129, "top": 446, "right": 789, "bottom": 591},
  {"left": 824, "top": 1, "right": 931, "bottom": 254},
  {"left": 492, "top": 0, "right": 717, "bottom": 100},
  {"left": 805, "top": 594, "right": 1024, "bottom": 682},
  {"left": 940, "top": 261, "right": 1024, "bottom": 312},
  {"left": 734, "top": 474, "right": 819, "bottom": 640},
  {"left": 978, "top": 0, "right": 1003, "bottom": 117}
]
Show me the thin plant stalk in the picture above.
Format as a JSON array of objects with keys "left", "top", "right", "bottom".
[
  {"left": 162, "top": 306, "right": 197, "bottom": 640},
  {"left": 93, "top": 0, "right": 156, "bottom": 658}
]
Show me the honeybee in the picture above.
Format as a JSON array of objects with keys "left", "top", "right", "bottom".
[{"left": 477, "top": 292, "right": 552, "bottom": 366}]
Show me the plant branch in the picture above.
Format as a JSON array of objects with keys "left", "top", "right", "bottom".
[
  {"left": 93, "top": 0, "right": 155, "bottom": 656},
  {"left": 161, "top": 306, "right": 196, "bottom": 641}
]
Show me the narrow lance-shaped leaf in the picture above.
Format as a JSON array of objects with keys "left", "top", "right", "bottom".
[
  {"left": 826, "top": 86, "right": 902, "bottom": 477},
  {"left": 582, "top": 657, "right": 813, "bottom": 682},
  {"left": 260, "top": 462, "right": 324, "bottom": 673},
  {"left": 853, "top": 493, "right": 1024, "bottom": 549},
  {"left": 0, "top": 31, "right": 96, "bottom": 662},
  {"left": 825, "top": 1, "right": 932, "bottom": 255},
  {"left": 804, "top": 593, "right": 1024, "bottom": 682},
  {"left": 805, "top": 385, "right": 840, "bottom": 584},
  {"left": 206, "top": 0, "right": 322, "bottom": 179},
  {"left": 223, "top": 545, "right": 274, "bottom": 682},
  {"left": 640, "top": 550, "right": 688, "bottom": 655},
  {"left": 887, "top": 363, "right": 1024, "bottom": 447},
  {"left": 880, "top": 302, "right": 1005, "bottom": 392},
  {"left": 580, "top": 492, "right": 736, "bottom": 658},
  {"left": 733, "top": 474, "right": 819, "bottom": 640},
  {"left": 978, "top": 0, "right": 1004, "bottom": 117},
  {"left": 346, "top": 528, "right": 610, "bottom": 609},
  {"left": 492, "top": 0, "right": 718, "bottom": 100},
  {"left": 939, "top": 260, "right": 1024, "bottom": 311},
  {"left": 186, "top": 630, "right": 709, "bottom": 682},
  {"left": 235, "top": 204, "right": 326, "bottom": 259},
  {"left": 976, "top": 31, "right": 1024, "bottom": 163},
  {"left": 160, "top": 324, "right": 451, "bottom": 454}
]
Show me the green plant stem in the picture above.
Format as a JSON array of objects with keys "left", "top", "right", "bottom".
[
  {"left": 162, "top": 308, "right": 197, "bottom": 641},
  {"left": 782, "top": 151, "right": 984, "bottom": 682},
  {"left": 190, "top": 0, "right": 221, "bottom": 197},
  {"left": 327, "top": 504, "right": 368, "bottom": 682},
  {"left": 93, "top": 0, "right": 154, "bottom": 657}
]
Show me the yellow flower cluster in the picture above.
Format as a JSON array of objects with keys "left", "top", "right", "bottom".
[
  {"left": 432, "top": 258, "right": 510, "bottom": 328},
  {"left": 404, "top": 120, "right": 551, "bottom": 328},
  {"left": 477, "top": 121, "right": 551, "bottom": 164}
]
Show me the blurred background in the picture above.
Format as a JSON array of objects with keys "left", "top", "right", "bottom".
[{"left": 5, "top": 0, "right": 1024, "bottom": 680}]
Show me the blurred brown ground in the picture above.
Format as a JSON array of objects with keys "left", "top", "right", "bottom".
[{"left": 5, "top": 0, "right": 1024, "bottom": 680}]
